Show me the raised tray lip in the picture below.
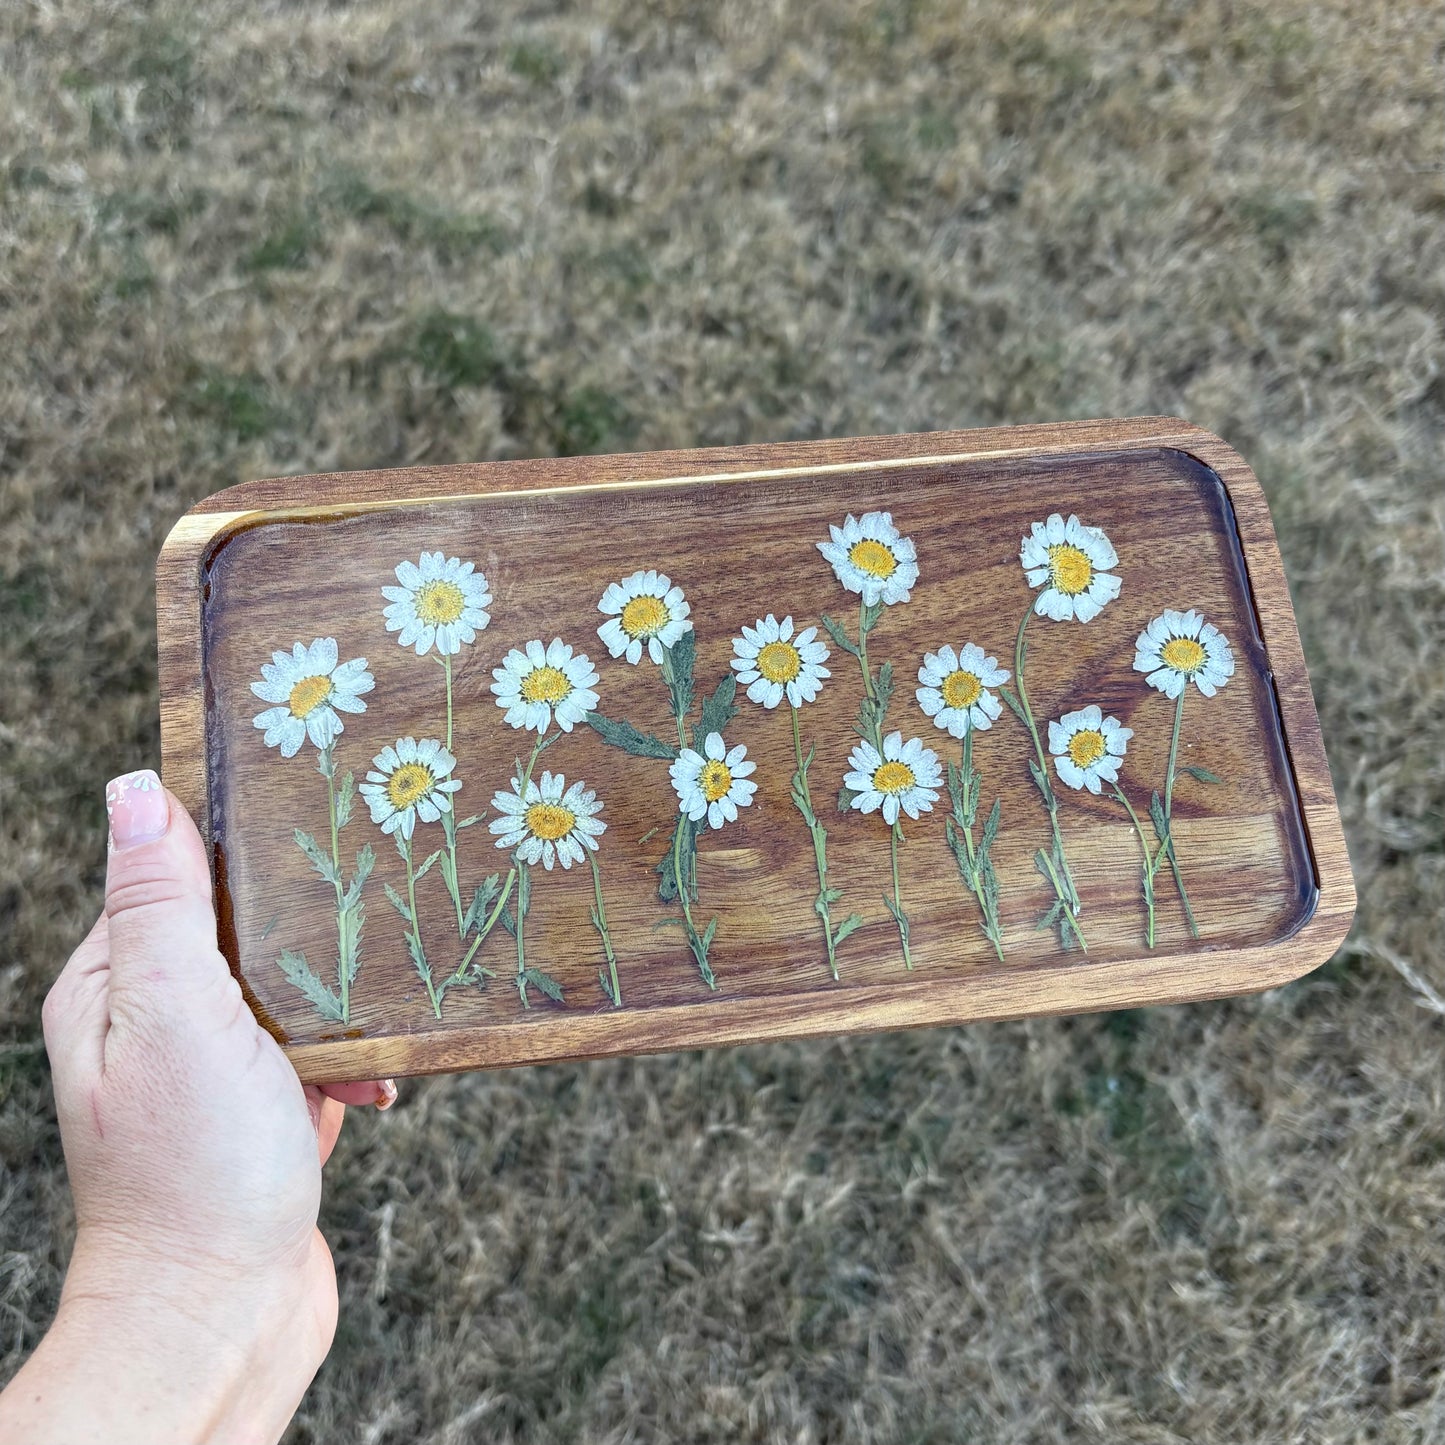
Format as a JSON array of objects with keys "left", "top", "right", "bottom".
[{"left": 157, "top": 416, "right": 1356, "bottom": 1082}]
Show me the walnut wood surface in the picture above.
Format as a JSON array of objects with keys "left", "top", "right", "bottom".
[{"left": 156, "top": 418, "right": 1355, "bottom": 1083}]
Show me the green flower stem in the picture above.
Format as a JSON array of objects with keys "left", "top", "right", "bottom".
[
  {"left": 1013, "top": 604, "right": 1087, "bottom": 950},
  {"left": 444, "top": 817, "right": 466, "bottom": 937},
  {"left": 950, "top": 730, "right": 1004, "bottom": 963},
  {"left": 1112, "top": 783, "right": 1159, "bottom": 949},
  {"left": 791, "top": 704, "right": 841, "bottom": 981},
  {"left": 890, "top": 823, "right": 912, "bottom": 970},
  {"left": 857, "top": 597, "right": 875, "bottom": 701},
  {"left": 322, "top": 745, "right": 351, "bottom": 1023},
  {"left": 450, "top": 867, "right": 516, "bottom": 983},
  {"left": 514, "top": 860, "right": 529, "bottom": 1009},
  {"left": 403, "top": 834, "right": 442, "bottom": 1019},
  {"left": 443, "top": 652, "right": 455, "bottom": 752},
  {"left": 589, "top": 852, "right": 621, "bottom": 1006},
  {"left": 1160, "top": 690, "right": 1199, "bottom": 937}
]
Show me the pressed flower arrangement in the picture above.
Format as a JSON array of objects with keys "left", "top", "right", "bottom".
[
  {"left": 242, "top": 515, "right": 1252, "bottom": 1019},
  {"left": 197, "top": 417, "right": 1342, "bottom": 1091}
]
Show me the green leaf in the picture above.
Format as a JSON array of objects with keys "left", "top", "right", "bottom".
[
  {"left": 656, "top": 815, "right": 697, "bottom": 903},
  {"left": 838, "top": 785, "right": 860, "bottom": 814},
  {"left": 403, "top": 928, "right": 431, "bottom": 984},
  {"left": 335, "top": 770, "right": 355, "bottom": 828},
  {"left": 833, "top": 914, "right": 865, "bottom": 945},
  {"left": 819, "top": 613, "right": 859, "bottom": 657},
  {"left": 341, "top": 842, "right": 375, "bottom": 910},
  {"left": 663, "top": 631, "right": 696, "bottom": 720},
  {"left": 1027, "top": 759, "right": 1053, "bottom": 804},
  {"left": 598, "top": 967, "right": 618, "bottom": 1004},
  {"left": 383, "top": 881, "right": 410, "bottom": 920},
  {"left": 1037, "top": 899, "right": 1063, "bottom": 931},
  {"left": 1184, "top": 765, "right": 1223, "bottom": 785},
  {"left": 861, "top": 599, "right": 884, "bottom": 635},
  {"left": 294, "top": 829, "right": 341, "bottom": 886},
  {"left": 522, "top": 967, "right": 564, "bottom": 1003},
  {"left": 316, "top": 747, "right": 336, "bottom": 781},
  {"left": 277, "top": 950, "right": 344, "bottom": 1020},
  {"left": 454, "top": 814, "right": 483, "bottom": 829},
  {"left": 693, "top": 672, "right": 738, "bottom": 749},
  {"left": 1149, "top": 790, "right": 1169, "bottom": 843},
  {"left": 980, "top": 798, "right": 1001, "bottom": 854},
  {"left": 586, "top": 712, "right": 679, "bottom": 760},
  {"left": 998, "top": 686, "right": 1027, "bottom": 724},
  {"left": 461, "top": 875, "right": 502, "bottom": 935},
  {"left": 339, "top": 897, "right": 366, "bottom": 986},
  {"left": 414, "top": 848, "right": 443, "bottom": 883}
]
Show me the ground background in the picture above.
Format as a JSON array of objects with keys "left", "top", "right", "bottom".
[{"left": 2, "top": 1, "right": 1443, "bottom": 1440}]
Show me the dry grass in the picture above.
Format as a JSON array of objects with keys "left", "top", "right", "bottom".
[{"left": 2, "top": 0, "right": 1444, "bottom": 1439}]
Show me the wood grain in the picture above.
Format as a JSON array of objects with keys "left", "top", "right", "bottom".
[{"left": 156, "top": 418, "right": 1355, "bottom": 1083}]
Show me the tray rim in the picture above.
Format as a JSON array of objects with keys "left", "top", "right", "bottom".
[{"left": 156, "top": 416, "right": 1356, "bottom": 1082}]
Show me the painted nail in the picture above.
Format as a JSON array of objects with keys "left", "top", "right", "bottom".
[
  {"left": 105, "top": 771, "right": 169, "bottom": 850},
  {"left": 375, "top": 1079, "right": 398, "bottom": 1111}
]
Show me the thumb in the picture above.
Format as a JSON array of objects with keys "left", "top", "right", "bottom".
[{"left": 104, "top": 770, "right": 229, "bottom": 1010}]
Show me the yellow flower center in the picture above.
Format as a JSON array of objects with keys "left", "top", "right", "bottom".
[
  {"left": 620, "top": 594, "right": 669, "bottom": 639},
  {"left": 524, "top": 801, "right": 576, "bottom": 841},
  {"left": 873, "top": 760, "right": 916, "bottom": 795},
  {"left": 1067, "top": 730, "right": 1106, "bottom": 769},
  {"left": 940, "top": 669, "right": 983, "bottom": 710},
  {"left": 414, "top": 579, "right": 466, "bottom": 626},
  {"left": 387, "top": 762, "right": 436, "bottom": 810},
  {"left": 756, "top": 640, "right": 802, "bottom": 683},
  {"left": 1161, "top": 637, "right": 1207, "bottom": 674},
  {"left": 699, "top": 759, "right": 733, "bottom": 803},
  {"left": 287, "top": 674, "right": 332, "bottom": 719},
  {"left": 1048, "top": 544, "right": 1093, "bottom": 596},
  {"left": 848, "top": 538, "right": 897, "bottom": 579},
  {"left": 519, "top": 665, "right": 572, "bottom": 704}
]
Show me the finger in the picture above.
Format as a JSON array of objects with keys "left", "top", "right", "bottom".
[
  {"left": 317, "top": 1079, "right": 397, "bottom": 1110},
  {"left": 41, "top": 912, "right": 112, "bottom": 1081},
  {"left": 102, "top": 772, "right": 229, "bottom": 1020},
  {"left": 304, "top": 1086, "right": 347, "bottom": 1165}
]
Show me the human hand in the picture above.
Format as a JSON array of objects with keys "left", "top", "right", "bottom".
[{"left": 0, "top": 770, "right": 395, "bottom": 1445}]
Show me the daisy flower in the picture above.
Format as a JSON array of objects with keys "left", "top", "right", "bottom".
[
  {"left": 1133, "top": 608, "right": 1235, "bottom": 699},
  {"left": 252, "top": 638, "right": 374, "bottom": 757},
  {"left": 1049, "top": 706, "right": 1133, "bottom": 794},
  {"left": 817, "top": 511, "right": 918, "bottom": 608},
  {"left": 597, "top": 569, "right": 692, "bottom": 664},
  {"left": 670, "top": 732, "right": 758, "bottom": 830},
  {"left": 359, "top": 737, "right": 462, "bottom": 839},
  {"left": 488, "top": 770, "right": 606, "bottom": 870},
  {"left": 382, "top": 551, "right": 491, "bottom": 656},
  {"left": 844, "top": 731, "right": 942, "bottom": 825},
  {"left": 490, "top": 638, "right": 600, "bottom": 734},
  {"left": 1020, "top": 513, "right": 1121, "bottom": 623},
  {"left": 916, "top": 643, "right": 1010, "bottom": 738},
  {"left": 730, "top": 614, "right": 831, "bottom": 709}
]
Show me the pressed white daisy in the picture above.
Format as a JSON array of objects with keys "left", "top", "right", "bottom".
[
  {"left": 817, "top": 511, "right": 919, "bottom": 608},
  {"left": 1020, "top": 513, "right": 1121, "bottom": 623},
  {"left": 251, "top": 638, "right": 374, "bottom": 758},
  {"left": 490, "top": 637, "right": 600, "bottom": 734},
  {"left": 916, "top": 643, "right": 1011, "bottom": 738},
  {"left": 844, "top": 730, "right": 942, "bottom": 825},
  {"left": 359, "top": 737, "right": 462, "bottom": 839},
  {"left": 596, "top": 569, "right": 693, "bottom": 664},
  {"left": 382, "top": 551, "right": 491, "bottom": 656},
  {"left": 1049, "top": 706, "right": 1133, "bottom": 794},
  {"left": 730, "top": 613, "right": 831, "bottom": 709},
  {"left": 488, "top": 770, "right": 606, "bottom": 870},
  {"left": 669, "top": 731, "right": 758, "bottom": 830},
  {"left": 1133, "top": 608, "right": 1235, "bottom": 699}
]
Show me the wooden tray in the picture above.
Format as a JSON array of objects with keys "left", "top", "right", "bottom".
[{"left": 157, "top": 418, "right": 1354, "bottom": 1083}]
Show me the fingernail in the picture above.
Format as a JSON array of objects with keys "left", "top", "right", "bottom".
[
  {"left": 375, "top": 1079, "right": 398, "bottom": 1111},
  {"left": 106, "top": 771, "right": 170, "bottom": 851}
]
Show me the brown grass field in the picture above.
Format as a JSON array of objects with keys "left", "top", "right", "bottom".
[{"left": 2, "top": 1, "right": 1444, "bottom": 1440}]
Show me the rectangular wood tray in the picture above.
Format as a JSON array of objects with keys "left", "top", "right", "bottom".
[{"left": 157, "top": 417, "right": 1354, "bottom": 1083}]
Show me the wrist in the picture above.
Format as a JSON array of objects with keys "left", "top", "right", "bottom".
[{"left": 1, "top": 1228, "right": 334, "bottom": 1445}]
